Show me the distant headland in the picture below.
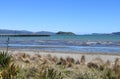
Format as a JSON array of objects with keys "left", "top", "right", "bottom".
[
  {"left": 56, "top": 31, "right": 75, "bottom": 35},
  {"left": 0, "top": 29, "right": 120, "bottom": 35},
  {"left": 0, "top": 29, "right": 76, "bottom": 36},
  {"left": 0, "top": 29, "right": 54, "bottom": 35}
]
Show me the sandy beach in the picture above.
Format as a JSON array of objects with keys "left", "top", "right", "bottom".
[{"left": 3, "top": 49, "right": 119, "bottom": 63}]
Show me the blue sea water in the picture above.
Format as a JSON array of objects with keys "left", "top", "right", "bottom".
[{"left": 0, "top": 35, "right": 120, "bottom": 53}]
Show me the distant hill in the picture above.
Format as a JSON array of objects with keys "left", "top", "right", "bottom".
[
  {"left": 1, "top": 29, "right": 120, "bottom": 36},
  {"left": 91, "top": 33, "right": 110, "bottom": 35},
  {"left": 56, "top": 31, "right": 75, "bottom": 35},
  {"left": 0, "top": 29, "right": 55, "bottom": 35},
  {"left": 112, "top": 32, "right": 120, "bottom": 35},
  {"left": 0, "top": 29, "right": 32, "bottom": 34}
]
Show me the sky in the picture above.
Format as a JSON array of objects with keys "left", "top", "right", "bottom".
[{"left": 0, "top": 0, "right": 120, "bottom": 34}]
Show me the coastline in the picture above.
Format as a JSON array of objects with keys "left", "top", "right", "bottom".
[
  {"left": 0, "top": 47, "right": 120, "bottom": 63},
  {"left": 0, "top": 45, "right": 120, "bottom": 55},
  {"left": 0, "top": 47, "right": 120, "bottom": 78}
]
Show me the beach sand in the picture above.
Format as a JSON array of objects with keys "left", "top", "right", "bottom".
[{"left": 4, "top": 49, "right": 120, "bottom": 63}]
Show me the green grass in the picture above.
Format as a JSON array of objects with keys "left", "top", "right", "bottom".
[{"left": 0, "top": 51, "right": 11, "bottom": 68}]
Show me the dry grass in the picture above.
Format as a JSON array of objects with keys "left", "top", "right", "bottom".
[{"left": 0, "top": 51, "right": 120, "bottom": 79}]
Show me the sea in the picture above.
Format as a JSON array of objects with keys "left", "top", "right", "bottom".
[{"left": 0, "top": 34, "right": 120, "bottom": 54}]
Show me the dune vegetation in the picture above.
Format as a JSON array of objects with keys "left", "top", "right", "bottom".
[{"left": 0, "top": 51, "right": 120, "bottom": 79}]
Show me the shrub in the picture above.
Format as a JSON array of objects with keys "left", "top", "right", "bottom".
[
  {"left": 80, "top": 55, "right": 85, "bottom": 65},
  {"left": 0, "top": 51, "right": 11, "bottom": 68},
  {"left": 2, "top": 63, "right": 19, "bottom": 79},
  {"left": 0, "top": 51, "right": 19, "bottom": 79},
  {"left": 36, "top": 64, "right": 64, "bottom": 79}
]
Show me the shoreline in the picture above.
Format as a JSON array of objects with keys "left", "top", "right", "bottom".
[
  {"left": 0, "top": 48, "right": 120, "bottom": 63},
  {"left": 0, "top": 46, "right": 120, "bottom": 55},
  {"left": 1, "top": 47, "right": 120, "bottom": 56}
]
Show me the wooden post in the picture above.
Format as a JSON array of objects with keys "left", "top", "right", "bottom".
[{"left": 6, "top": 37, "right": 10, "bottom": 53}]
